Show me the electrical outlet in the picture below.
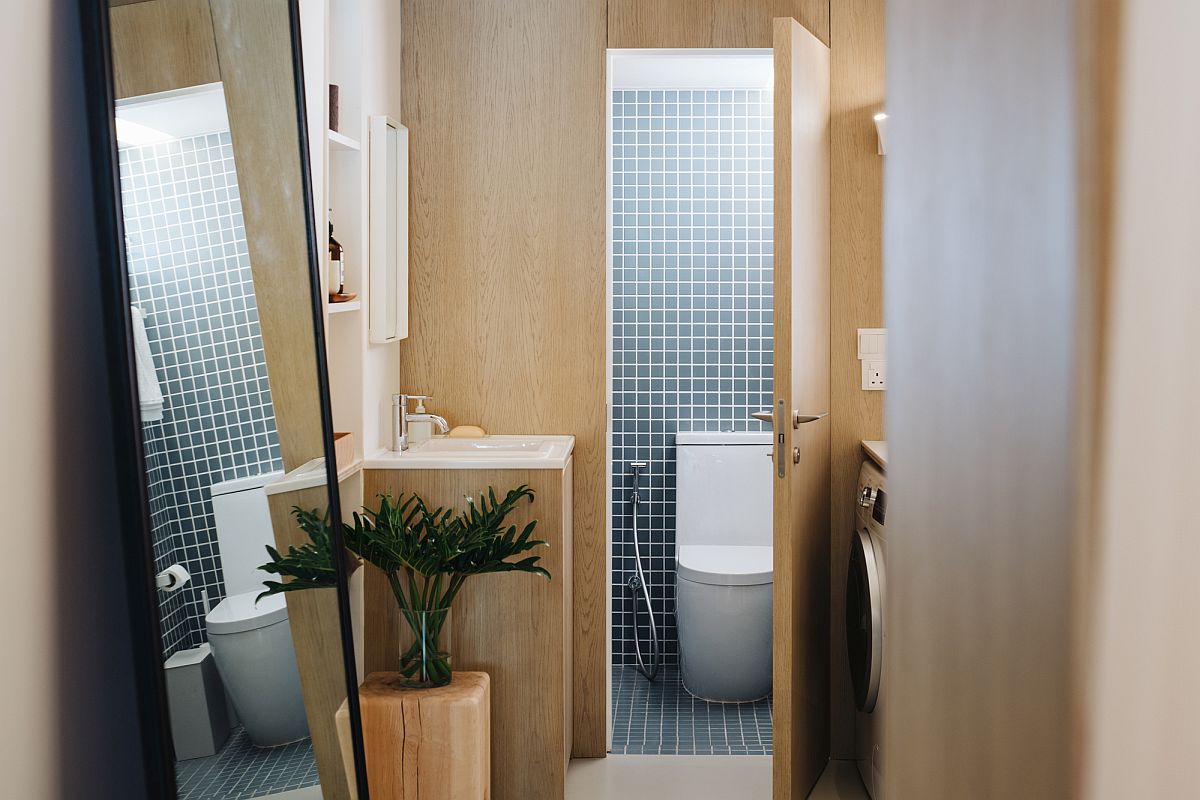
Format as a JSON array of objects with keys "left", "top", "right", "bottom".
[{"left": 862, "top": 360, "right": 887, "bottom": 391}]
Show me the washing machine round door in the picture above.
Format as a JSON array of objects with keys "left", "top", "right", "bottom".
[{"left": 846, "top": 527, "right": 883, "bottom": 713}]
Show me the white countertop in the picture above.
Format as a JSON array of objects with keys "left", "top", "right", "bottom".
[
  {"left": 364, "top": 435, "right": 575, "bottom": 470},
  {"left": 861, "top": 440, "right": 888, "bottom": 471},
  {"left": 264, "top": 455, "right": 363, "bottom": 496}
]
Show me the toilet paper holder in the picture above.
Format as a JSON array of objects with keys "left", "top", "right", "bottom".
[{"left": 156, "top": 564, "right": 191, "bottom": 592}]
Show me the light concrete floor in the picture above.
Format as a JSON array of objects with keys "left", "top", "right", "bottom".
[
  {"left": 566, "top": 756, "right": 868, "bottom": 800},
  {"left": 257, "top": 787, "right": 322, "bottom": 800},
  {"left": 257, "top": 756, "right": 868, "bottom": 800}
]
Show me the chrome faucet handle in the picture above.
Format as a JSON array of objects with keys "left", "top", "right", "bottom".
[
  {"left": 394, "top": 393, "right": 432, "bottom": 409},
  {"left": 392, "top": 393, "right": 433, "bottom": 452}
]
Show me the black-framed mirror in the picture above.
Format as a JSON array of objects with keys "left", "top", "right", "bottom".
[{"left": 79, "top": 1, "right": 369, "bottom": 797}]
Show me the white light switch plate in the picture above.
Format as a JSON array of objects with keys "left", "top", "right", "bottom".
[
  {"left": 857, "top": 328, "right": 887, "bottom": 360},
  {"left": 862, "top": 360, "right": 887, "bottom": 391}
]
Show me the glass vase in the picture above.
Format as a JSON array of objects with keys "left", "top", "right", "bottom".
[{"left": 398, "top": 607, "right": 452, "bottom": 688}]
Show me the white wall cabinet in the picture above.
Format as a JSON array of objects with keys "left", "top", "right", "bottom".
[{"left": 368, "top": 115, "right": 409, "bottom": 343}]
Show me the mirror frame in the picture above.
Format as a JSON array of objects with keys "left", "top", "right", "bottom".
[
  {"left": 77, "top": 2, "right": 370, "bottom": 797},
  {"left": 368, "top": 114, "right": 409, "bottom": 343}
]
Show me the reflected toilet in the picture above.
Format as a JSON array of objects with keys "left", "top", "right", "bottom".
[{"left": 205, "top": 473, "right": 309, "bottom": 747}]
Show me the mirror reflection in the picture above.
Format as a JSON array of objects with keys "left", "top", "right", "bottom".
[{"left": 107, "top": 0, "right": 360, "bottom": 798}]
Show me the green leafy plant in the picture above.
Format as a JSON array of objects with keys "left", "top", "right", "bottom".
[{"left": 260, "top": 485, "right": 548, "bottom": 686}]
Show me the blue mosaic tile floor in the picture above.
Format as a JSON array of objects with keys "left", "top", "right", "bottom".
[
  {"left": 611, "top": 665, "right": 773, "bottom": 755},
  {"left": 176, "top": 726, "right": 319, "bottom": 800}
]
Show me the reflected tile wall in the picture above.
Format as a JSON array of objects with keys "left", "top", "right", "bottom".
[
  {"left": 610, "top": 89, "right": 774, "bottom": 666},
  {"left": 120, "top": 133, "right": 283, "bottom": 657}
]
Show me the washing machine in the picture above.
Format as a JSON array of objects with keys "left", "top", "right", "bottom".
[{"left": 847, "top": 455, "right": 887, "bottom": 798}]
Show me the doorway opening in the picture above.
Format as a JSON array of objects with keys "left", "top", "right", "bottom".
[{"left": 606, "top": 49, "right": 776, "bottom": 757}]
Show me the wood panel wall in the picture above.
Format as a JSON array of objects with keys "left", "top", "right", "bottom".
[
  {"left": 109, "top": 0, "right": 219, "bottom": 99},
  {"left": 608, "top": 0, "right": 828, "bottom": 48},
  {"left": 363, "top": 467, "right": 573, "bottom": 800},
  {"left": 827, "top": 0, "right": 885, "bottom": 758},
  {"left": 398, "top": 0, "right": 608, "bottom": 757},
  {"left": 883, "top": 0, "right": 1083, "bottom": 796}
]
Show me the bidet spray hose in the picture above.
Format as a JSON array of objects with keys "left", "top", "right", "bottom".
[{"left": 627, "top": 466, "right": 660, "bottom": 681}]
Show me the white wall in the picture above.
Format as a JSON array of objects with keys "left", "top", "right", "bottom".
[
  {"left": 300, "top": 0, "right": 326, "bottom": 236},
  {"left": 609, "top": 49, "right": 773, "bottom": 88},
  {"left": 1084, "top": 1, "right": 1200, "bottom": 796},
  {"left": 1, "top": 1, "right": 149, "bottom": 796},
  {"left": 359, "top": 0, "right": 401, "bottom": 452}
]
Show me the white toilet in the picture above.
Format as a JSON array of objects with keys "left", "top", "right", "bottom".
[
  {"left": 675, "top": 431, "right": 774, "bottom": 702},
  {"left": 206, "top": 472, "right": 310, "bottom": 747}
]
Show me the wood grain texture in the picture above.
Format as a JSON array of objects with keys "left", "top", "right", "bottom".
[
  {"left": 1083, "top": 2, "right": 1200, "bottom": 796},
  {"left": 607, "top": 0, "right": 829, "bottom": 48},
  {"left": 361, "top": 557, "right": 402, "bottom": 676},
  {"left": 884, "top": 0, "right": 1080, "bottom": 796},
  {"left": 337, "top": 672, "right": 491, "bottom": 800},
  {"left": 209, "top": 0, "right": 326, "bottom": 471},
  {"left": 772, "top": 18, "right": 832, "bottom": 800},
  {"left": 364, "top": 466, "right": 573, "bottom": 800},
  {"left": 399, "top": 0, "right": 607, "bottom": 757},
  {"left": 109, "top": 0, "right": 220, "bottom": 99},
  {"left": 269, "top": 484, "right": 354, "bottom": 800},
  {"left": 827, "top": 0, "right": 885, "bottom": 759},
  {"left": 110, "top": 0, "right": 220, "bottom": 99},
  {"left": 1071, "top": 0, "right": 1119, "bottom": 791}
]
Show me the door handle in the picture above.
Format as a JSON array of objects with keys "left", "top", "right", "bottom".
[
  {"left": 751, "top": 411, "right": 774, "bottom": 425},
  {"left": 792, "top": 411, "right": 829, "bottom": 427}
]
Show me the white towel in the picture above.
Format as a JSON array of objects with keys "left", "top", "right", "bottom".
[{"left": 130, "top": 306, "right": 165, "bottom": 422}]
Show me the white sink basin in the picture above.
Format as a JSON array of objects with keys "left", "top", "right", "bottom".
[
  {"left": 420, "top": 439, "right": 549, "bottom": 455},
  {"left": 364, "top": 435, "right": 575, "bottom": 470}
]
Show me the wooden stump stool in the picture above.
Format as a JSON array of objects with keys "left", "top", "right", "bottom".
[{"left": 336, "top": 671, "right": 490, "bottom": 800}]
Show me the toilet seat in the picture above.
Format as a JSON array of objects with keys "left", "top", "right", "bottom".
[
  {"left": 677, "top": 544, "right": 773, "bottom": 586},
  {"left": 207, "top": 590, "right": 288, "bottom": 635}
]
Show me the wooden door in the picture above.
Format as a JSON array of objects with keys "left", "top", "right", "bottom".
[{"left": 771, "top": 16, "right": 832, "bottom": 800}]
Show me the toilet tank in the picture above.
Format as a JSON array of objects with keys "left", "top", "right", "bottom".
[
  {"left": 675, "top": 431, "right": 773, "bottom": 547},
  {"left": 210, "top": 471, "right": 284, "bottom": 597}
]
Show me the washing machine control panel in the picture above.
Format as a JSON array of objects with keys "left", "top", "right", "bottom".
[
  {"left": 856, "top": 460, "right": 887, "bottom": 531},
  {"left": 871, "top": 488, "right": 887, "bottom": 525},
  {"left": 859, "top": 485, "right": 878, "bottom": 508}
]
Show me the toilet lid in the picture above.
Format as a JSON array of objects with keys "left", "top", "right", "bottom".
[
  {"left": 677, "top": 545, "right": 773, "bottom": 586},
  {"left": 207, "top": 590, "right": 288, "bottom": 635}
]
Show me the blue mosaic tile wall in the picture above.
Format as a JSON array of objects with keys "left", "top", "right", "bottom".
[
  {"left": 143, "top": 419, "right": 192, "bottom": 653},
  {"left": 120, "top": 132, "right": 283, "bottom": 658},
  {"left": 610, "top": 88, "right": 774, "bottom": 666}
]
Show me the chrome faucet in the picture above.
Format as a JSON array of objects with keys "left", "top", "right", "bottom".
[{"left": 391, "top": 393, "right": 450, "bottom": 451}]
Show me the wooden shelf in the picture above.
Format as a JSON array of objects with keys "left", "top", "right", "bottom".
[
  {"left": 328, "top": 130, "right": 360, "bottom": 151},
  {"left": 327, "top": 299, "right": 361, "bottom": 314}
]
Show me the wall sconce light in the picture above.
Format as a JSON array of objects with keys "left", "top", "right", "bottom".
[{"left": 873, "top": 112, "right": 889, "bottom": 156}]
